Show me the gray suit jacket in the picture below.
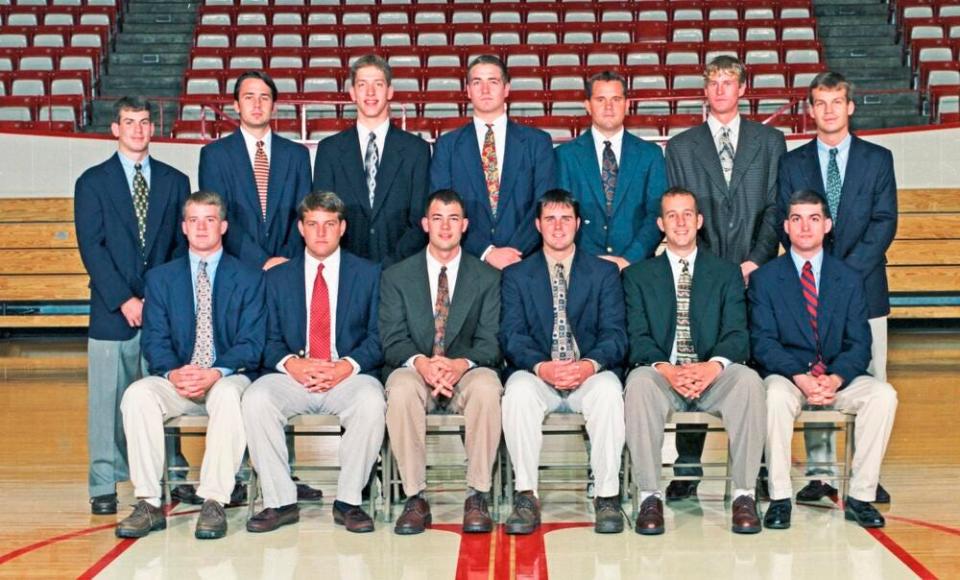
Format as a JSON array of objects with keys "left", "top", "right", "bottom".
[
  {"left": 665, "top": 119, "right": 786, "bottom": 266},
  {"left": 379, "top": 249, "right": 502, "bottom": 378}
]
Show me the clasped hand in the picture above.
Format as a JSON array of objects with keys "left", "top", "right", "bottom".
[
  {"left": 169, "top": 365, "right": 222, "bottom": 400},
  {"left": 284, "top": 357, "right": 353, "bottom": 393},
  {"left": 658, "top": 361, "right": 723, "bottom": 400},
  {"left": 415, "top": 356, "right": 469, "bottom": 398},
  {"left": 538, "top": 360, "right": 595, "bottom": 390},
  {"left": 793, "top": 372, "right": 842, "bottom": 406}
]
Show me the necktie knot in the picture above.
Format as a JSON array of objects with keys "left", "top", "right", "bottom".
[
  {"left": 803, "top": 261, "right": 813, "bottom": 274},
  {"left": 485, "top": 123, "right": 494, "bottom": 131},
  {"left": 198, "top": 260, "right": 207, "bottom": 272},
  {"left": 317, "top": 262, "right": 325, "bottom": 275},
  {"left": 679, "top": 257, "right": 689, "bottom": 274},
  {"left": 603, "top": 140, "right": 612, "bottom": 149},
  {"left": 256, "top": 140, "right": 264, "bottom": 151},
  {"left": 722, "top": 127, "right": 730, "bottom": 138},
  {"left": 134, "top": 163, "right": 143, "bottom": 172},
  {"left": 367, "top": 132, "right": 376, "bottom": 143},
  {"left": 829, "top": 147, "right": 838, "bottom": 160}
]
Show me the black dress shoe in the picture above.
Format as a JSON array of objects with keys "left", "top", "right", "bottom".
[
  {"left": 593, "top": 495, "right": 624, "bottom": 534},
  {"left": 875, "top": 483, "right": 891, "bottom": 504},
  {"left": 226, "top": 481, "right": 247, "bottom": 507},
  {"left": 731, "top": 496, "right": 762, "bottom": 534},
  {"left": 505, "top": 491, "right": 541, "bottom": 535},
  {"left": 90, "top": 493, "right": 118, "bottom": 515},
  {"left": 665, "top": 480, "right": 699, "bottom": 502},
  {"left": 293, "top": 477, "right": 323, "bottom": 502},
  {"left": 796, "top": 480, "right": 838, "bottom": 503},
  {"left": 333, "top": 501, "right": 374, "bottom": 533},
  {"left": 764, "top": 499, "right": 792, "bottom": 530},
  {"left": 247, "top": 504, "right": 300, "bottom": 533},
  {"left": 634, "top": 496, "right": 664, "bottom": 535},
  {"left": 844, "top": 497, "right": 885, "bottom": 528},
  {"left": 171, "top": 484, "right": 203, "bottom": 505}
]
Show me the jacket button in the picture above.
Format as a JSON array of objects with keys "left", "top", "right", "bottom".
[
  {"left": 602, "top": 225, "right": 607, "bottom": 231},
  {"left": 606, "top": 246, "right": 613, "bottom": 252},
  {"left": 370, "top": 228, "right": 375, "bottom": 234}
]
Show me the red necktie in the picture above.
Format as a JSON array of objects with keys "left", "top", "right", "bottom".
[
  {"left": 309, "top": 263, "right": 331, "bottom": 360},
  {"left": 801, "top": 261, "right": 827, "bottom": 376}
]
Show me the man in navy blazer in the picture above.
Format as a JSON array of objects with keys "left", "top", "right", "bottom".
[
  {"left": 429, "top": 54, "right": 556, "bottom": 270},
  {"left": 750, "top": 190, "right": 897, "bottom": 530},
  {"left": 243, "top": 191, "right": 385, "bottom": 534},
  {"left": 556, "top": 71, "right": 667, "bottom": 270},
  {"left": 778, "top": 72, "right": 898, "bottom": 504},
  {"left": 199, "top": 70, "right": 312, "bottom": 271},
  {"left": 500, "top": 189, "right": 628, "bottom": 535},
  {"left": 74, "top": 97, "right": 189, "bottom": 515},
  {"left": 117, "top": 192, "right": 266, "bottom": 541},
  {"left": 313, "top": 55, "right": 430, "bottom": 267}
]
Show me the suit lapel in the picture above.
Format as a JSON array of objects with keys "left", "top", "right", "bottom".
[
  {"left": 688, "top": 252, "right": 714, "bottom": 354},
  {"left": 455, "top": 123, "right": 492, "bottom": 221},
  {"left": 728, "top": 120, "right": 761, "bottom": 194},
  {"left": 443, "top": 254, "right": 478, "bottom": 347},
  {"left": 177, "top": 258, "right": 197, "bottom": 353},
  {"left": 340, "top": 126, "right": 372, "bottom": 218},
  {"left": 836, "top": 135, "right": 866, "bottom": 224},
  {"left": 409, "top": 252, "right": 436, "bottom": 350},
  {"left": 212, "top": 255, "right": 237, "bottom": 354},
  {"left": 372, "top": 125, "right": 404, "bottom": 220},
  {"left": 266, "top": 135, "right": 290, "bottom": 230},
  {"left": 529, "top": 253, "right": 555, "bottom": 343},
  {"left": 334, "top": 252, "right": 354, "bottom": 348},
  {"left": 573, "top": 132, "right": 606, "bottom": 211},
  {"left": 692, "top": 124, "right": 730, "bottom": 196},
  {"left": 651, "top": 254, "right": 677, "bottom": 352},
  {"left": 143, "top": 160, "right": 170, "bottom": 259},
  {"left": 816, "top": 257, "right": 841, "bottom": 348},
  {"left": 566, "top": 251, "right": 590, "bottom": 338},
  {"left": 227, "top": 132, "right": 261, "bottom": 223},
  {"left": 104, "top": 154, "right": 140, "bottom": 243},
  {"left": 288, "top": 254, "right": 307, "bottom": 348},
  {"left": 497, "top": 121, "right": 524, "bottom": 219},
  {"left": 800, "top": 139, "right": 824, "bottom": 194},
  {"left": 777, "top": 258, "right": 817, "bottom": 348},
  {"left": 612, "top": 133, "right": 639, "bottom": 215}
]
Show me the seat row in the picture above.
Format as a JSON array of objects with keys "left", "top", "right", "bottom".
[
  {"left": 902, "top": 15, "right": 960, "bottom": 41},
  {"left": 0, "top": 46, "right": 101, "bottom": 77},
  {"left": 0, "top": 24, "right": 110, "bottom": 49},
  {"left": 0, "top": 69, "right": 90, "bottom": 99},
  {"left": 0, "top": 5, "right": 116, "bottom": 27},
  {"left": 0, "top": 94, "right": 85, "bottom": 126},
  {"left": 0, "top": 0, "right": 118, "bottom": 6}
]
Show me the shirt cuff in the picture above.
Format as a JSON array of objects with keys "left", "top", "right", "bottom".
[
  {"left": 404, "top": 354, "right": 425, "bottom": 369},
  {"left": 214, "top": 367, "right": 232, "bottom": 378},
  {"left": 583, "top": 358, "right": 601, "bottom": 374},
  {"left": 277, "top": 354, "right": 296, "bottom": 374},
  {"left": 343, "top": 357, "right": 361, "bottom": 376},
  {"left": 709, "top": 356, "right": 731, "bottom": 369},
  {"left": 652, "top": 361, "right": 671, "bottom": 369},
  {"left": 533, "top": 362, "right": 544, "bottom": 376},
  {"left": 480, "top": 245, "right": 495, "bottom": 262}
]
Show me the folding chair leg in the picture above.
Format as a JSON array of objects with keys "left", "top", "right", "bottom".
[
  {"left": 724, "top": 444, "right": 733, "bottom": 502},
  {"left": 383, "top": 444, "right": 394, "bottom": 523},
  {"left": 842, "top": 419, "right": 854, "bottom": 501},
  {"left": 248, "top": 470, "right": 259, "bottom": 518}
]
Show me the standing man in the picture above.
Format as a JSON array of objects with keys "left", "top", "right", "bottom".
[
  {"left": 500, "top": 189, "right": 628, "bottom": 535},
  {"left": 664, "top": 56, "right": 786, "bottom": 499},
  {"left": 750, "top": 190, "right": 897, "bottom": 530},
  {"left": 556, "top": 71, "right": 667, "bottom": 270},
  {"left": 380, "top": 189, "right": 503, "bottom": 535},
  {"left": 313, "top": 54, "right": 430, "bottom": 267},
  {"left": 623, "top": 188, "right": 766, "bottom": 535},
  {"left": 429, "top": 55, "right": 556, "bottom": 269},
  {"left": 243, "top": 192, "right": 385, "bottom": 534},
  {"left": 778, "top": 72, "right": 898, "bottom": 504},
  {"left": 199, "top": 70, "right": 312, "bottom": 272},
  {"left": 115, "top": 192, "right": 266, "bottom": 540},
  {"left": 74, "top": 96, "right": 190, "bottom": 515}
]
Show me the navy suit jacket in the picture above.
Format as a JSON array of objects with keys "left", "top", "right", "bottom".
[
  {"left": 74, "top": 153, "right": 190, "bottom": 341},
  {"left": 500, "top": 250, "right": 627, "bottom": 379},
  {"left": 556, "top": 130, "right": 667, "bottom": 263},
  {"left": 748, "top": 253, "right": 872, "bottom": 388},
  {"left": 313, "top": 124, "right": 430, "bottom": 267},
  {"left": 262, "top": 251, "right": 383, "bottom": 376},
  {"left": 429, "top": 119, "right": 556, "bottom": 258},
  {"left": 142, "top": 253, "right": 266, "bottom": 379},
  {"left": 777, "top": 135, "right": 898, "bottom": 318},
  {"left": 198, "top": 131, "right": 312, "bottom": 269}
]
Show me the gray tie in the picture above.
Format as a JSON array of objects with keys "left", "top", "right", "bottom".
[
  {"left": 675, "top": 258, "right": 698, "bottom": 365},
  {"left": 826, "top": 148, "right": 842, "bottom": 222},
  {"left": 190, "top": 261, "right": 214, "bottom": 369},
  {"left": 364, "top": 131, "right": 379, "bottom": 209},
  {"left": 718, "top": 127, "right": 735, "bottom": 185},
  {"left": 550, "top": 263, "right": 575, "bottom": 362}
]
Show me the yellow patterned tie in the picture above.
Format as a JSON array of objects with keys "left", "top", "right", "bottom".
[{"left": 132, "top": 163, "right": 149, "bottom": 258}]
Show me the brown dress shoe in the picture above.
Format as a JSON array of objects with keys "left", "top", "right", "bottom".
[
  {"left": 593, "top": 495, "right": 624, "bottom": 534},
  {"left": 731, "top": 496, "right": 762, "bottom": 534},
  {"left": 505, "top": 491, "right": 540, "bottom": 535},
  {"left": 293, "top": 477, "right": 324, "bottom": 502},
  {"left": 195, "top": 499, "right": 228, "bottom": 540},
  {"left": 635, "top": 496, "right": 664, "bottom": 535},
  {"left": 394, "top": 496, "right": 431, "bottom": 535},
  {"left": 462, "top": 493, "right": 493, "bottom": 533},
  {"left": 333, "top": 502, "right": 375, "bottom": 533},
  {"left": 246, "top": 505, "right": 300, "bottom": 533},
  {"left": 116, "top": 500, "right": 166, "bottom": 538}
]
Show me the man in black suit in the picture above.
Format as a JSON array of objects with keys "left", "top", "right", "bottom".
[
  {"left": 380, "top": 189, "right": 503, "bottom": 535},
  {"left": 664, "top": 56, "right": 787, "bottom": 499},
  {"left": 623, "top": 187, "right": 766, "bottom": 535},
  {"left": 74, "top": 96, "right": 189, "bottom": 515},
  {"left": 313, "top": 54, "right": 430, "bottom": 267},
  {"left": 778, "top": 72, "right": 898, "bottom": 504}
]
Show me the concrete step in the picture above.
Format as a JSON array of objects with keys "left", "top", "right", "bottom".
[
  {"left": 96, "top": 85, "right": 183, "bottom": 98},
  {"left": 816, "top": 14, "right": 891, "bottom": 26},
  {"left": 115, "top": 33, "right": 194, "bottom": 45},
  {"left": 113, "top": 41, "right": 193, "bottom": 53},
  {"left": 123, "top": 13, "right": 197, "bottom": 25},
  {"left": 104, "top": 64, "right": 186, "bottom": 78},
  {"left": 110, "top": 52, "right": 190, "bottom": 66},
  {"left": 816, "top": 0, "right": 886, "bottom": 5},
  {"left": 825, "top": 36, "right": 899, "bottom": 48},
  {"left": 818, "top": 25, "right": 896, "bottom": 38},
  {"left": 815, "top": 4, "right": 888, "bottom": 17},
  {"left": 121, "top": 23, "right": 195, "bottom": 35},
  {"left": 101, "top": 75, "right": 184, "bottom": 90},
  {"left": 851, "top": 114, "right": 930, "bottom": 129},
  {"left": 842, "top": 66, "right": 913, "bottom": 80},
  {"left": 826, "top": 44, "right": 904, "bottom": 59},
  {"left": 829, "top": 55, "right": 905, "bottom": 69},
  {"left": 846, "top": 77, "right": 913, "bottom": 89},
  {"left": 126, "top": 4, "right": 197, "bottom": 14},
  {"left": 128, "top": 0, "right": 195, "bottom": 5},
  {"left": 854, "top": 91, "right": 921, "bottom": 108}
]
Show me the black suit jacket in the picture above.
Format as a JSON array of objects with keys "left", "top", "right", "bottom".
[
  {"left": 665, "top": 119, "right": 786, "bottom": 266},
  {"left": 379, "top": 249, "right": 501, "bottom": 378},
  {"left": 74, "top": 153, "right": 189, "bottom": 341},
  {"left": 623, "top": 249, "right": 749, "bottom": 367},
  {"left": 777, "top": 135, "right": 897, "bottom": 318},
  {"left": 313, "top": 124, "right": 430, "bottom": 267}
]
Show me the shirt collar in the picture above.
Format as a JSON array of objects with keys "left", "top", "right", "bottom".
[
  {"left": 426, "top": 246, "right": 462, "bottom": 273},
  {"left": 544, "top": 248, "right": 576, "bottom": 276},
  {"left": 118, "top": 151, "right": 150, "bottom": 172},
  {"left": 592, "top": 126, "right": 624, "bottom": 148},
  {"left": 789, "top": 248, "right": 824, "bottom": 278},
  {"left": 358, "top": 119, "right": 390, "bottom": 143},
  {"left": 189, "top": 247, "right": 224, "bottom": 271},
  {"left": 665, "top": 247, "right": 698, "bottom": 272},
  {"left": 473, "top": 113, "right": 508, "bottom": 135},
  {"left": 305, "top": 246, "right": 341, "bottom": 274},
  {"left": 707, "top": 113, "right": 741, "bottom": 139},
  {"left": 239, "top": 125, "right": 272, "bottom": 149},
  {"left": 816, "top": 133, "right": 852, "bottom": 157}
]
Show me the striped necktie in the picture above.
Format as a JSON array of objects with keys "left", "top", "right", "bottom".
[
  {"left": 801, "top": 261, "right": 828, "bottom": 376},
  {"left": 254, "top": 140, "right": 269, "bottom": 221}
]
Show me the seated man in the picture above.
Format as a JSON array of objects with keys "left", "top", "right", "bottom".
[
  {"left": 243, "top": 191, "right": 385, "bottom": 534},
  {"left": 750, "top": 189, "right": 897, "bottom": 530},
  {"left": 623, "top": 187, "right": 766, "bottom": 535},
  {"left": 380, "top": 189, "right": 503, "bottom": 535},
  {"left": 500, "top": 189, "right": 627, "bottom": 535},
  {"left": 116, "top": 191, "right": 266, "bottom": 540}
]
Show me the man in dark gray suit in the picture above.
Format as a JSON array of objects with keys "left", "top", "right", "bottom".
[{"left": 664, "top": 55, "right": 786, "bottom": 500}]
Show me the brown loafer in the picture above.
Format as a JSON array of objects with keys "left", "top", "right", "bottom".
[
  {"left": 394, "top": 496, "right": 431, "bottom": 535},
  {"left": 333, "top": 502, "right": 375, "bottom": 533},
  {"left": 195, "top": 499, "right": 228, "bottom": 540},
  {"left": 635, "top": 496, "right": 665, "bottom": 535},
  {"left": 246, "top": 504, "right": 300, "bottom": 533},
  {"left": 462, "top": 493, "right": 493, "bottom": 533},
  {"left": 505, "top": 491, "right": 540, "bottom": 535},
  {"left": 731, "top": 495, "right": 762, "bottom": 534},
  {"left": 116, "top": 500, "right": 166, "bottom": 538}
]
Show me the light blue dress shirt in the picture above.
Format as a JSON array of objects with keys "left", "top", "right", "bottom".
[
  {"left": 117, "top": 152, "right": 151, "bottom": 195},
  {"left": 816, "top": 134, "right": 851, "bottom": 190},
  {"left": 790, "top": 249, "right": 824, "bottom": 292}
]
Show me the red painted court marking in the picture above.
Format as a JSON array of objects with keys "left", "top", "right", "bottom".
[
  {"left": 76, "top": 538, "right": 136, "bottom": 580},
  {"left": 866, "top": 528, "right": 939, "bottom": 580},
  {"left": 887, "top": 516, "right": 960, "bottom": 538}
]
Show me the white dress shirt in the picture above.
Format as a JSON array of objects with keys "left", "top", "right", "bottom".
[
  {"left": 706, "top": 113, "right": 741, "bottom": 155},
  {"left": 592, "top": 126, "right": 624, "bottom": 171},
  {"left": 239, "top": 125, "right": 273, "bottom": 169},
  {"left": 357, "top": 119, "right": 390, "bottom": 163},
  {"left": 473, "top": 113, "right": 507, "bottom": 180}
]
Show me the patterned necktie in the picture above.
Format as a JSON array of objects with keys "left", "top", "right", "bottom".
[
  {"left": 600, "top": 140, "right": 618, "bottom": 217},
  {"left": 432, "top": 266, "right": 450, "bottom": 357},
  {"left": 254, "top": 140, "right": 269, "bottom": 221},
  {"left": 132, "top": 162, "right": 149, "bottom": 258},
  {"left": 801, "top": 261, "right": 828, "bottom": 376},
  {"left": 481, "top": 123, "right": 500, "bottom": 217},
  {"left": 550, "top": 263, "right": 575, "bottom": 361},
  {"left": 364, "top": 131, "right": 379, "bottom": 209},
  {"left": 826, "top": 148, "right": 842, "bottom": 222},
  {"left": 190, "top": 260, "right": 214, "bottom": 368},
  {"left": 675, "top": 258, "right": 698, "bottom": 364},
  {"left": 718, "top": 127, "right": 735, "bottom": 185},
  {"left": 309, "top": 263, "right": 331, "bottom": 360}
]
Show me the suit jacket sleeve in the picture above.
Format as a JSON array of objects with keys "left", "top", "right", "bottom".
[
  {"left": 829, "top": 276, "right": 872, "bottom": 387},
  {"left": 379, "top": 270, "right": 422, "bottom": 368},
  {"left": 775, "top": 154, "right": 796, "bottom": 251},
  {"left": 214, "top": 270, "right": 266, "bottom": 373},
  {"left": 580, "top": 264, "right": 628, "bottom": 369},
  {"left": 393, "top": 140, "right": 431, "bottom": 262},
  {"left": 507, "top": 132, "right": 556, "bottom": 255},
  {"left": 141, "top": 269, "right": 183, "bottom": 376},
  {"left": 664, "top": 140, "right": 684, "bottom": 189},
  {"left": 711, "top": 265, "right": 750, "bottom": 362},
  {"left": 499, "top": 267, "right": 548, "bottom": 371},
  {"left": 74, "top": 174, "right": 137, "bottom": 311},
  {"left": 747, "top": 274, "right": 808, "bottom": 378},
  {"left": 428, "top": 134, "right": 453, "bottom": 194},
  {"left": 343, "top": 266, "right": 384, "bottom": 372},
  {"left": 171, "top": 172, "right": 191, "bottom": 258},
  {"left": 624, "top": 268, "right": 670, "bottom": 366},
  {"left": 845, "top": 148, "right": 898, "bottom": 278},
  {"left": 748, "top": 132, "right": 787, "bottom": 266},
  {"left": 468, "top": 270, "right": 503, "bottom": 367},
  {"left": 281, "top": 146, "right": 313, "bottom": 259},
  {"left": 623, "top": 148, "right": 667, "bottom": 263},
  {"left": 312, "top": 139, "right": 335, "bottom": 191},
  {"left": 263, "top": 271, "right": 291, "bottom": 370}
]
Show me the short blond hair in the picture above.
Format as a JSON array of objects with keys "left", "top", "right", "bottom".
[{"left": 703, "top": 55, "right": 746, "bottom": 85}]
